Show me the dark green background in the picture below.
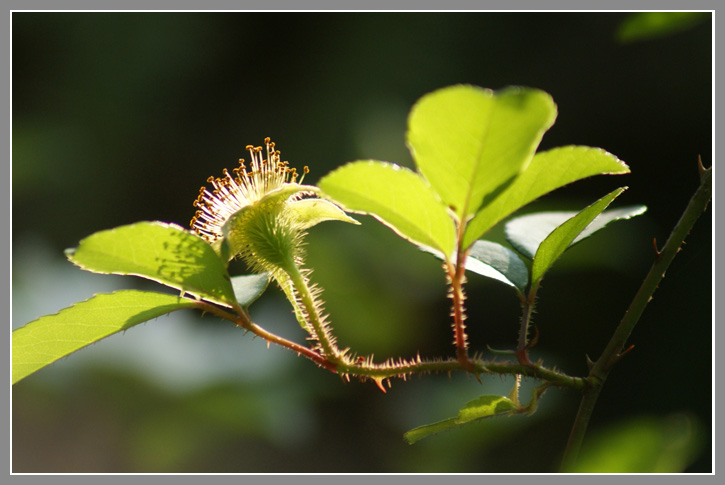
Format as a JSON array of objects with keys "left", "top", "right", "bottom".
[{"left": 12, "top": 12, "right": 712, "bottom": 472}]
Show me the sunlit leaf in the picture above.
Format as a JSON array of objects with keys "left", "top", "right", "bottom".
[
  {"left": 408, "top": 85, "right": 557, "bottom": 221},
  {"left": 286, "top": 198, "right": 360, "bottom": 229},
  {"left": 12, "top": 290, "right": 198, "bottom": 384},
  {"left": 456, "top": 395, "right": 519, "bottom": 424},
  {"left": 527, "top": 188, "right": 627, "bottom": 285},
  {"left": 463, "top": 146, "right": 630, "bottom": 248},
  {"left": 404, "top": 394, "right": 520, "bottom": 445},
  {"left": 403, "top": 418, "right": 458, "bottom": 445},
  {"left": 230, "top": 273, "right": 271, "bottom": 308},
  {"left": 66, "top": 221, "right": 237, "bottom": 307},
  {"left": 318, "top": 160, "right": 457, "bottom": 258},
  {"left": 505, "top": 204, "right": 647, "bottom": 260}
]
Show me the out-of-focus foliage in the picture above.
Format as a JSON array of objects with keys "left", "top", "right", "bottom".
[
  {"left": 564, "top": 414, "right": 702, "bottom": 473},
  {"left": 616, "top": 12, "right": 709, "bottom": 43}
]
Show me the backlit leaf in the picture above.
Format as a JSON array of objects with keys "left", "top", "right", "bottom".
[
  {"left": 528, "top": 188, "right": 627, "bottom": 285},
  {"left": 463, "top": 146, "right": 630, "bottom": 248},
  {"left": 286, "top": 198, "right": 360, "bottom": 229},
  {"left": 318, "top": 161, "right": 456, "bottom": 258},
  {"left": 12, "top": 290, "right": 198, "bottom": 384},
  {"left": 404, "top": 394, "right": 521, "bottom": 445},
  {"left": 407, "top": 84, "right": 556, "bottom": 221},
  {"left": 66, "top": 221, "right": 237, "bottom": 307}
]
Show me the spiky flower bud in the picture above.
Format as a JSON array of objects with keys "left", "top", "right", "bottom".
[{"left": 191, "top": 138, "right": 356, "bottom": 277}]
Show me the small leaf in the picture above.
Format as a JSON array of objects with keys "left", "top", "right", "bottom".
[
  {"left": 286, "top": 198, "right": 360, "bottom": 229},
  {"left": 66, "top": 221, "right": 237, "bottom": 307},
  {"left": 403, "top": 418, "right": 458, "bottom": 445},
  {"left": 230, "top": 273, "right": 271, "bottom": 308},
  {"left": 505, "top": 205, "right": 648, "bottom": 260},
  {"left": 464, "top": 146, "right": 630, "bottom": 248},
  {"left": 404, "top": 394, "right": 521, "bottom": 444},
  {"left": 407, "top": 84, "right": 557, "bottom": 221},
  {"left": 527, "top": 188, "right": 627, "bottom": 285},
  {"left": 12, "top": 290, "right": 198, "bottom": 384},
  {"left": 318, "top": 160, "right": 457, "bottom": 258},
  {"left": 466, "top": 240, "right": 529, "bottom": 293},
  {"left": 456, "top": 395, "right": 519, "bottom": 424}
]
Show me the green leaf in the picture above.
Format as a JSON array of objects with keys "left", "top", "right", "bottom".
[
  {"left": 286, "top": 198, "right": 360, "bottom": 229},
  {"left": 463, "top": 146, "right": 630, "bottom": 248},
  {"left": 403, "top": 418, "right": 458, "bottom": 445},
  {"left": 456, "top": 395, "right": 519, "bottom": 424},
  {"left": 12, "top": 290, "right": 198, "bottom": 384},
  {"left": 230, "top": 273, "right": 271, "bottom": 308},
  {"left": 527, "top": 188, "right": 627, "bottom": 285},
  {"left": 420, "top": 239, "right": 528, "bottom": 293},
  {"left": 465, "top": 240, "right": 529, "bottom": 293},
  {"left": 407, "top": 84, "right": 557, "bottom": 221},
  {"left": 66, "top": 221, "right": 237, "bottom": 308},
  {"left": 616, "top": 12, "right": 708, "bottom": 43},
  {"left": 318, "top": 160, "right": 457, "bottom": 258},
  {"left": 404, "top": 394, "right": 520, "bottom": 445},
  {"left": 505, "top": 204, "right": 648, "bottom": 260},
  {"left": 564, "top": 414, "right": 702, "bottom": 473}
]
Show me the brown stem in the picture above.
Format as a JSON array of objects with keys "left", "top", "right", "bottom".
[
  {"left": 196, "top": 301, "right": 337, "bottom": 372},
  {"left": 448, "top": 249, "right": 474, "bottom": 371}
]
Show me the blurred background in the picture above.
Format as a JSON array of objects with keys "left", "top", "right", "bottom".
[{"left": 12, "top": 11, "right": 712, "bottom": 473}]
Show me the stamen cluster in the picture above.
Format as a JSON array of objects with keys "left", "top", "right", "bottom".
[{"left": 190, "top": 137, "right": 309, "bottom": 244}]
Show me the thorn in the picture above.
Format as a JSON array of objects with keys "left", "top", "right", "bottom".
[
  {"left": 617, "top": 344, "right": 635, "bottom": 360},
  {"left": 697, "top": 155, "right": 709, "bottom": 180},
  {"left": 373, "top": 377, "right": 387, "bottom": 393},
  {"left": 653, "top": 237, "right": 662, "bottom": 261},
  {"left": 586, "top": 354, "right": 595, "bottom": 371}
]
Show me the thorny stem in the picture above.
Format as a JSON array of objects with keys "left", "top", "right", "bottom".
[
  {"left": 195, "top": 300, "right": 336, "bottom": 372},
  {"left": 448, "top": 247, "right": 474, "bottom": 371},
  {"left": 284, "top": 260, "right": 344, "bottom": 363},
  {"left": 561, "top": 165, "right": 712, "bottom": 471},
  {"left": 198, "top": 296, "right": 588, "bottom": 391},
  {"left": 516, "top": 282, "right": 539, "bottom": 366}
]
